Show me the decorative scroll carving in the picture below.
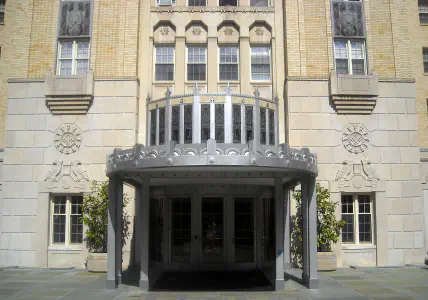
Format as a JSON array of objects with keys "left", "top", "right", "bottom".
[
  {"left": 332, "top": 0, "right": 364, "bottom": 38},
  {"left": 342, "top": 124, "right": 369, "bottom": 154},
  {"left": 335, "top": 160, "right": 379, "bottom": 189},
  {"left": 160, "top": 27, "right": 170, "bottom": 36},
  {"left": 59, "top": 1, "right": 91, "bottom": 37},
  {"left": 54, "top": 124, "right": 83, "bottom": 154}
]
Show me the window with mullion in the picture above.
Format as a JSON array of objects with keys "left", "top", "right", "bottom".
[
  {"left": 155, "top": 46, "right": 174, "bottom": 81},
  {"left": 251, "top": 0, "right": 268, "bottom": 7},
  {"left": 219, "top": 46, "right": 239, "bottom": 81},
  {"left": 58, "top": 40, "right": 90, "bottom": 75},
  {"left": 220, "top": 0, "right": 237, "bottom": 6},
  {"left": 423, "top": 49, "right": 428, "bottom": 73},
  {"left": 419, "top": 0, "right": 428, "bottom": 24},
  {"left": 0, "top": 0, "right": 6, "bottom": 23},
  {"left": 341, "top": 195, "right": 354, "bottom": 244},
  {"left": 52, "top": 195, "right": 83, "bottom": 246},
  {"left": 251, "top": 47, "right": 271, "bottom": 81},
  {"left": 341, "top": 194, "right": 373, "bottom": 245},
  {"left": 358, "top": 195, "right": 372, "bottom": 243},
  {"left": 334, "top": 39, "right": 366, "bottom": 75},
  {"left": 187, "top": 46, "right": 206, "bottom": 81}
]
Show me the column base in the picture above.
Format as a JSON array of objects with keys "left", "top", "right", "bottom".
[
  {"left": 106, "top": 279, "right": 116, "bottom": 290},
  {"left": 302, "top": 274, "right": 319, "bottom": 289},
  {"left": 139, "top": 279, "right": 149, "bottom": 291},
  {"left": 275, "top": 279, "right": 285, "bottom": 291},
  {"left": 117, "top": 274, "right": 122, "bottom": 285}
]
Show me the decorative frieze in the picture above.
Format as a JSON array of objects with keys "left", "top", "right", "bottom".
[
  {"left": 335, "top": 160, "right": 380, "bottom": 191},
  {"left": 45, "top": 160, "right": 89, "bottom": 191},
  {"left": 152, "top": 6, "right": 273, "bottom": 14}
]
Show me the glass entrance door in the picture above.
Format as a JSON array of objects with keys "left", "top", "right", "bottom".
[
  {"left": 170, "top": 197, "right": 192, "bottom": 266},
  {"left": 200, "top": 197, "right": 225, "bottom": 265}
]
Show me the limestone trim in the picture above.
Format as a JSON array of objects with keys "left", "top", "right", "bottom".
[{"left": 335, "top": 160, "right": 383, "bottom": 193}]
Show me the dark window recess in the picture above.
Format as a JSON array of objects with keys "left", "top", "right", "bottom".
[
  {"left": 187, "top": 64, "right": 206, "bottom": 81},
  {"left": 268, "top": 109, "right": 275, "bottom": 145},
  {"left": 184, "top": 104, "right": 193, "bottom": 144},
  {"left": 251, "top": 0, "right": 268, "bottom": 7},
  {"left": 245, "top": 106, "right": 253, "bottom": 142},
  {"left": 219, "top": 64, "right": 238, "bottom": 81},
  {"left": 423, "top": 49, "right": 428, "bottom": 73},
  {"left": 59, "top": 1, "right": 92, "bottom": 37},
  {"left": 0, "top": 0, "right": 5, "bottom": 23},
  {"left": 419, "top": 0, "right": 428, "bottom": 24},
  {"left": 171, "top": 105, "right": 180, "bottom": 143},
  {"left": 70, "top": 196, "right": 83, "bottom": 243},
  {"left": 332, "top": 1, "right": 364, "bottom": 38},
  {"left": 189, "top": 0, "right": 206, "bottom": 6},
  {"left": 260, "top": 108, "right": 266, "bottom": 145},
  {"left": 53, "top": 196, "right": 66, "bottom": 243},
  {"left": 159, "top": 107, "right": 165, "bottom": 145},
  {"left": 150, "top": 110, "right": 156, "bottom": 145},
  {"left": 232, "top": 104, "right": 241, "bottom": 143},
  {"left": 220, "top": 0, "right": 237, "bottom": 6},
  {"left": 201, "top": 104, "right": 210, "bottom": 142},
  {"left": 215, "top": 104, "right": 224, "bottom": 143},
  {"left": 150, "top": 198, "right": 164, "bottom": 263},
  {"left": 155, "top": 64, "right": 174, "bottom": 81},
  {"left": 341, "top": 195, "right": 354, "bottom": 243}
]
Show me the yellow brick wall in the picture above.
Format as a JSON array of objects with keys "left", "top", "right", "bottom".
[
  {"left": 284, "top": 0, "right": 413, "bottom": 79},
  {"left": 408, "top": 1, "right": 428, "bottom": 148},
  {"left": 0, "top": 0, "right": 141, "bottom": 147}
]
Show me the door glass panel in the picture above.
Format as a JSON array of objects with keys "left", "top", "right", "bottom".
[
  {"left": 150, "top": 198, "right": 163, "bottom": 262},
  {"left": 262, "top": 198, "right": 275, "bottom": 261},
  {"left": 201, "top": 198, "right": 224, "bottom": 263},
  {"left": 171, "top": 198, "right": 192, "bottom": 263},
  {"left": 234, "top": 198, "right": 254, "bottom": 263}
]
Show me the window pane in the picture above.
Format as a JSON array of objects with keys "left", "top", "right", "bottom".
[
  {"left": 215, "top": 104, "right": 224, "bottom": 143},
  {"left": 219, "top": 64, "right": 238, "bottom": 81},
  {"left": 336, "top": 59, "right": 349, "bottom": 75},
  {"left": 53, "top": 196, "right": 67, "bottom": 244},
  {"left": 341, "top": 214, "right": 354, "bottom": 243},
  {"left": 150, "top": 110, "right": 156, "bottom": 145},
  {"left": 59, "top": 60, "right": 72, "bottom": 75},
  {"left": 351, "top": 42, "right": 364, "bottom": 59},
  {"left": 184, "top": 104, "right": 193, "bottom": 144},
  {"left": 60, "top": 42, "right": 73, "bottom": 59},
  {"left": 188, "top": 47, "right": 206, "bottom": 63},
  {"left": 187, "top": 64, "right": 206, "bottom": 81},
  {"left": 260, "top": 108, "right": 266, "bottom": 145},
  {"left": 201, "top": 104, "right": 210, "bottom": 142},
  {"left": 420, "top": 13, "right": 428, "bottom": 24},
  {"left": 77, "top": 41, "right": 90, "bottom": 58},
  {"left": 341, "top": 195, "right": 353, "bottom": 214},
  {"left": 159, "top": 107, "right": 165, "bottom": 145},
  {"left": 233, "top": 104, "right": 241, "bottom": 143},
  {"left": 352, "top": 59, "right": 365, "bottom": 75},
  {"left": 54, "top": 196, "right": 66, "bottom": 214},
  {"left": 251, "top": 0, "right": 268, "bottom": 6},
  {"left": 189, "top": 0, "right": 206, "bottom": 5},
  {"left": 424, "top": 50, "right": 428, "bottom": 73},
  {"left": 155, "top": 64, "right": 174, "bottom": 81},
  {"left": 172, "top": 105, "right": 180, "bottom": 143},
  {"left": 334, "top": 41, "right": 348, "bottom": 59},
  {"left": 269, "top": 109, "right": 275, "bottom": 145},
  {"left": 220, "top": 0, "right": 237, "bottom": 6},
  {"left": 76, "top": 59, "right": 89, "bottom": 75},
  {"left": 245, "top": 106, "right": 253, "bottom": 142},
  {"left": 358, "top": 214, "right": 371, "bottom": 243}
]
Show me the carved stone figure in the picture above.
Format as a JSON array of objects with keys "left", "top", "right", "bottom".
[
  {"left": 362, "top": 160, "right": 380, "bottom": 181},
  {"left": 335, "top": 160, "right": 352, "bottom": 181},
  {"left": 71, "top": 160, "right": 90, "bottom": 182},
  {"left": 45, "top": 161, "right": 63, "bottom": 182}
]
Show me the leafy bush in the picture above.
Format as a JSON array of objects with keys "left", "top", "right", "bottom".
[
  {"left": 81, "top": 180, "right": 131, "bottom": 253},
  {"left": 291, "top": 183, "right": 345, "bottom": 267}
]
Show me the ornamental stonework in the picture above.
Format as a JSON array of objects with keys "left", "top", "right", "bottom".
[
  {"left": 54, "top": 124, "right": 83, "bottom": 155},
  {"left": 342, "top": 124, "right": 369, "bottom": 154},
  {"left": 160, "top": 27, "right": 170, "bottom": 36},
  {"left": 224, "top": 28, "right": 234, "bottom": 36}
]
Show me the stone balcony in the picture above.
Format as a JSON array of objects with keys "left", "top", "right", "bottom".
[{"left": 329, "top": 71, "right": 379, "bottom": 115}]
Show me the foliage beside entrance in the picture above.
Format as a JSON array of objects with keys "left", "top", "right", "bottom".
[
  {"left": 291, "top": 183, "right": 346, "bottom": 267},
  {"left": 81, "top": 180, "right": 131, "bottom": 253}
]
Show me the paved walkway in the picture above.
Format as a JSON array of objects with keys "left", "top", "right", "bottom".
[{"left": 0, "top": 266, "right": 427, "bottom": 299}]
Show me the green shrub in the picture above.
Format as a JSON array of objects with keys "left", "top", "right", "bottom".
[
  {"left": 291, "top": 183, "right": 345, "bottom": 267},
  {"left": 81, "top": 180, "right": 131, "bottom": 253}
]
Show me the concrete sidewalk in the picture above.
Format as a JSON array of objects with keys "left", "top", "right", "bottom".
[{"left": 0, "top": 266, "right": 427, "bottom": 299}]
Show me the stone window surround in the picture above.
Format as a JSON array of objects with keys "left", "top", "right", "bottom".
[
  {"left": 250, "top": 46, "right": 271, "bottom": 81},
  {"left": 341, "top": 193, "right": 375, "bottom": 246},
  {"left": 186, "top": 45, "right": 207, "bottom": 82},
  {"left": 219, "top": 46, "right": 240, "bottom": 82},
  {"left": 49, "top": 193, "right": 84, "bottom": 249}
]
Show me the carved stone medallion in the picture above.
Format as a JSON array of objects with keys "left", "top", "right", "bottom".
[
  {"left": 255, "top": 27, "right": 264, "bottom": 36},
  {"left": 192, "top": 27, "right": 202, "bottom": 35},
  {"left": 160, "top": 27, "right": 170, "bottom": 36},
  {"left": 224, "top": 28, "right": 233, "bottom": 36},
  {"left": 342, "top": 124, "right": 369, "bottom": 154},
  {"left": 54, "top": 124, "right": 83, "bottom": 154}
]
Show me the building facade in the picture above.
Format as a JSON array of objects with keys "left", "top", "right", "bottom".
[{"left": 0, "top": 0, "right": 426, "bottom": 291}]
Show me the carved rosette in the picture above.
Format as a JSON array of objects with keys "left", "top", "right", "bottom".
[
  {"left": 54, "top": 124, "right": 83, "bottom": 154},
  {"left": 342, "top": 124, "right": 369, "bottom": 154}
]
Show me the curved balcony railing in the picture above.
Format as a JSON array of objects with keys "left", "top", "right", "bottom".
[{"left": 147, "top": 84, "right": 279, "bottom": 147}]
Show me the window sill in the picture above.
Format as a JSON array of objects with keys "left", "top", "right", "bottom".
[
  {"left": 0, "top": 22, "right": 4, "bottom": 25},
  {"left": 218, "top": 80, "right": 240, "bottom": 84},
  {"left": 185, "top": 81, "right": 207, "bottom": 84},
  {"left": 424, "top": 73, "right": 428, "bottom": 76},
  {"left": 153, "top": 81, "right": 175, "bottom": 85},
  {"left": 342, "top": 244, "right": 376, "bottom": 250},
  {"left": 48, "top": 246, "right": 84, "bottom": 252},
  {"left": 250, "top": 80, "right": 272, "bottom": 84}
]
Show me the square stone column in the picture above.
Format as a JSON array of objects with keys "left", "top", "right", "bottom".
[
  {"left": 275, "top": 177, "right": 285, "bottom": 290},
  {"left": 107, "top": 176, "right": 118, "bottom": 289},
  {"left": 283, "top": 189, "right": 291, "bottom": 268},
  {"left": 139, "top": 177, "right": 150, "bottom": 290},
  {"left": 115, "top": 180, "right": 124, "bottom": 285},
  {"left": 302, "top": 175, "right": 319, "bottom": 289}
]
